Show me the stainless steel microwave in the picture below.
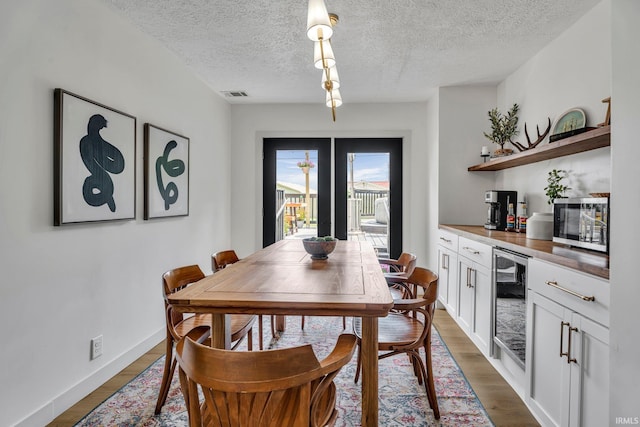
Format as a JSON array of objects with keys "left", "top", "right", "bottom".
[{"left": 553, "top": 197, "right": 609, "bottom": 253}]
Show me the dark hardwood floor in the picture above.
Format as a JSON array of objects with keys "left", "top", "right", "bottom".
[{"left": 49, "top": 310, "right": 539, "bottom": 426}]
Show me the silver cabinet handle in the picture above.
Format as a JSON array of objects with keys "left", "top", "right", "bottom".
[
  {"left": 546, "top": 281, "right": 596, "bottom": 302},
  {"left": 462, "top": 246, "right": 480, "bottom": 255},
  {"left": 439, "top": 237, "right": 452, "bottom": 243},
  {"left": 441, "top": 253, "right": 448, "bottom": 270},
  {"left": 466, "top": 267, "right": 474, "bottom": 288}
]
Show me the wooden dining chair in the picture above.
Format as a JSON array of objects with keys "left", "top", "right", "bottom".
[
  {"left": 352, "top": 266, "right": 440, "bottom": 419},
  {"left": 155, "top": 265, "right": 257, "bottom": 415},
  {"left": 176, "top": 326, "right": 357, "bottom": 427},
  {"left": 379, "top": 252, "right": 418, "bottom": 299},
  {"left": 212, "top": 249, "right": 271, "bottom": 349},
  {"left": 211, "top": 249, "right": 240, "bottom": 271}
]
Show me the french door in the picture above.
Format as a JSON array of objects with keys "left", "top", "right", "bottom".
[
  {"left": 263, "top": 137, "right": 402, "bottom": 259},
  {"left": 262, "top": 138, "right": 331, "bottom": 247},
  {"left": 334, "top": 138, "right": 402, "bottom": 259}
]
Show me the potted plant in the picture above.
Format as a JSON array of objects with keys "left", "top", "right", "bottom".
[
  {"left": 527, "top": 169, "right": 571, "bottom": 241},
  {"left": 483, "top": 103, "right": 520, "bottom": 156},
  {"left": 297, "top": 160, "right": 315, "bottom": 174},
  {"left": 544, "top": 169, "right": 571, "bottom": 205},
  {"left": 296, "top": 208, "right": 306, "bottom": 228}
]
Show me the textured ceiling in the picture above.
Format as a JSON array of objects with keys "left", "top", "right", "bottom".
[{"left": 100, "top": 0, "right": 600, "bottom": 104}]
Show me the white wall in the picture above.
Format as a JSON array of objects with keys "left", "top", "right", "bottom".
[
  {"left": 438, "top": 85, "right": 497, "bottom": 225},
  {"left": 228, "top": 103, "right": 433, "bottom": 264},
  {"left": 0, "top": 1, "right": 231, "bottom": 425},
  {"left": 610, "top": 0, "right": 640, "bottom": 421},
  {"left": 496, "top": 0, "right": 611, "bottom": 214}
]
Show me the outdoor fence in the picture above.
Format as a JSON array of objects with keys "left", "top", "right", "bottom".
[
  {"left": 285, "top": 193, "right": 318, "bottom": 223},
  {"left": 281, "top": 189, "right": 389, "bottom": 224},
  {"left": 353, "top": 190, "right": 388, "bottom": 217}
]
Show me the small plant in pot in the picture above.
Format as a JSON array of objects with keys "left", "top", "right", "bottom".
[
  {"left": 527, "top": 169, "right": 571, "bottom": 241},
  {"left": 483, "top": 103, "right": 520, "bottom": 156},
  {"left": 544, "top": 169, "right": 571, "bottom": 205}
]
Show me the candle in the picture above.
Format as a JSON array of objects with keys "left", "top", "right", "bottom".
[{"left": 481, "top": 146, "right": 489, "bottom": 156}]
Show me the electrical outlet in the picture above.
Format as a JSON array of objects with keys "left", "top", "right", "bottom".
[{"left": 91, "top": 335, "right": 103, "bottom": 360}]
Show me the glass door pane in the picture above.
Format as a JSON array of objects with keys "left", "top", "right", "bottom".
[
  {"left": 276, "top": 150, "right": 319, "bottom": 240},
  {"left": 347, "top": 152, "right": 390, "bottom": 256},
  {"left": 334, "top": 138, "right": 402, "bottom": 259},
  {"left": 263, "top": 138, "right": 330, "bottom": 248}
]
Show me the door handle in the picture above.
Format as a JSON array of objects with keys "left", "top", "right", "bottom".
[
  {"left": 440, "top": 237, "right": 452, "bottom": 243},
  {"left": 466, "top": 267, "right": 474, "bottom": 288},
  {"left": 567, "top": 325, "right": 578, "bottom": 364},
  {"left": 462, "top": 246, "right": 480, "bottom": 255},
  {"left": 560, "top": 321, "right": 569, "bottom": 360},
  {"left": 441, "top": 253, "right": 448, "bottom": 270},
  {"left": 546, "top": 281, "right": 595, "bottom": 302},
  {"left": 560, "top": 321, "right": 579, "bottom": 364}
]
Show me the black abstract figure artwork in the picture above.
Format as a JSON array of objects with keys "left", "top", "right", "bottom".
[
  {"left": 156, "top": 140, "right": 185, "bottom": 210},
  {"left": 79, "top": 114, "right": 125, "bottom": 212}
]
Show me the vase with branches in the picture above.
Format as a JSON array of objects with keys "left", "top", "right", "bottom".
[{"left": 483, "top": 103, "right": 520, "bottom": 156}]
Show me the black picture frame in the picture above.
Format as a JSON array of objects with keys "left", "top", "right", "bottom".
[
  {"left": 143, "top": 123, "right": 190, "bottom": 219},
  {"left": 54, "top": 89, "right": 136, "bottom": 225}
]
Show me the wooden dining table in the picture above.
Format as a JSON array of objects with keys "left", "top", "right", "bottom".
[{"left": 167, "top": 239, "right": 393, "bottom": 426}]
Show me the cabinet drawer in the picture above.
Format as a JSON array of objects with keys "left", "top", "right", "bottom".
[
  {"left": 458, "top": 236, "right": 492, "bottom": 266},
  {"left": 437, "top": 229, "right": 459, "bottom": 251},
  {"left": 529, "top": 258, "right": 610, "bottom": 327}
]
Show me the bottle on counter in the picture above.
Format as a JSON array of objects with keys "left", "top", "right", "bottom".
[
  {"left": 517, "top": 202, "right": 528, "bottom": 233},
  {"left": 506, "top": 203, "right": 516, "bottom": 231}
]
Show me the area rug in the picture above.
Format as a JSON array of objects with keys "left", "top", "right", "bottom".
[{"left": 75, "top": 316, "right": 493, "bottom": 426}]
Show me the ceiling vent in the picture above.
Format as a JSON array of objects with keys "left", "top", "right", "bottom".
[{"left": 221, "top": 91, "right": 248, "bottom": 97}]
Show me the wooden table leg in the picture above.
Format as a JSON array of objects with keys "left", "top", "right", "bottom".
[
  {"left": 210, "top": 313, "right": 230, "bottom": 349},
  {"left": 361, "top": 316, "right": 379, "bottom": 426}
]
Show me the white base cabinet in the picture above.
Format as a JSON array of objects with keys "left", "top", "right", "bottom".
[
  {"left": 456, "top": 237, "right": 492, "bottom": 357},
  {"left": 526, "top": 259, "right": 609, "bottom": 427},
  {"left": 437, "top": 229, "right": 459, "bottom": 317}
]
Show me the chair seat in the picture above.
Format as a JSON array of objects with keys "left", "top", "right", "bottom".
[
  {"left": 388, "top": 286, "right": 405, "bottom": 300},
  {"left": 384, "top": 271, "right": 408, "bottom": 284},
  {"left": 353, "top": 314, "right": 425, "bottom": 350},
  {"left": 175, "top": 313, "right": 257, "bottom": 343}
]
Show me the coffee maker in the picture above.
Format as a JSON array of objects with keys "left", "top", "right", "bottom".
[{"left": 484, "top": 190, "right": 517, "bottom": 230}]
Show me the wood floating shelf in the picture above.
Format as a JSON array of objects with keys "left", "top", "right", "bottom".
[{"left": 468, "top": 125, "right": 610, "bottom": 171}]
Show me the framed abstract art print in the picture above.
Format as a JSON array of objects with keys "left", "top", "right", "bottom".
[
  {"left": 54, "top": 89, "right": 136, "bottom": 225},
  {"left": 143, "top": 123, "right": 190, "bottom": 219}
]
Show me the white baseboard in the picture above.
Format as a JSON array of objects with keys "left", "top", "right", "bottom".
[{"left": 14, "top": 329, "right": 164, "bottom": 427}]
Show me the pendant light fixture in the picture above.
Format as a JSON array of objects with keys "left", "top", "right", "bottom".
[
  {"left": 313, "top": 40, "right": 335, "bottom": 69},
  {"left": 321, "top": 66, "right": 340, "bottom": 90},
  {"left": 306, "top": 0, "right": 341, "bottom": 121}
]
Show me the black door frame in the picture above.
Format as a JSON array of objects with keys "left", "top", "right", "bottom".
[
  {"left": 262, "top": 138, "right": 331, "bottom": 247},
  {"left": 334, "top": 138, "right": 403, "bottom": 259}
]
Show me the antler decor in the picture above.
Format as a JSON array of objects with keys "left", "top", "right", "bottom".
[{"left": 510, "top": 118, "right": 551, "bottom": 152}]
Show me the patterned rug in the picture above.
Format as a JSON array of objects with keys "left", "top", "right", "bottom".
[{"left": 76, "top": 316, "right": 493, "bottom": 426}]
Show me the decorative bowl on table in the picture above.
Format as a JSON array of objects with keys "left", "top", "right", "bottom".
[{"left": 302, "top": 237, "right": 337, "bottom": 260}]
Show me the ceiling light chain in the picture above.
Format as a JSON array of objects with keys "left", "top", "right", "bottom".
[{"left": 307, "top": 0, "right": 341, "bottom": 122}]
